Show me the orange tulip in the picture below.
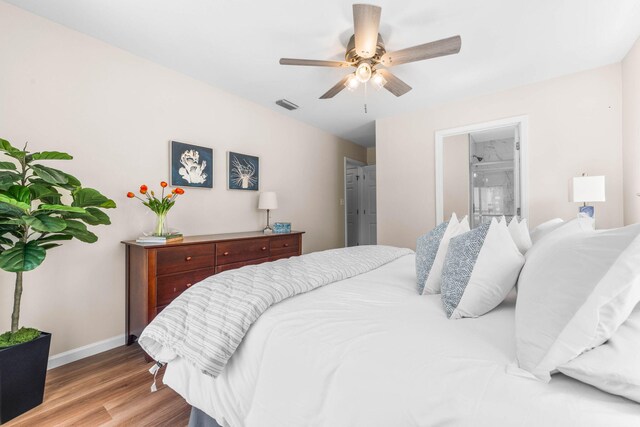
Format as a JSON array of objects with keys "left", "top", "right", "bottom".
[
  {"left": 126, "top": 192, "right": 135, "bottom": 198},
  {"left": 160, "top": 181, "right": 168, "bottom": 188},
  {"left": 140, "top": 185, "right": 148, "bottom": 194},
  {"left": 175, "top": 188, "right": 185, "bottom": 195}
]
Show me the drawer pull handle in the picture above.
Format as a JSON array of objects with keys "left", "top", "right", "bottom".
[
  {"left": 223, "top": 251, "right": 229, "bottom": 256},
  {"left": 186, "top": 283, "right": 192, "bottom": 288},
  {"left": 173, "top": 287, "right": 177, "bottom": 293},
  {"left": 185, "top": 256, "right": 192, "bottom": 261},
  {"left": 261, "top": 247, "right": 267, "bottom": 251},
  {"left": 284, "top": 243, "right": 289, "bottom": 247}
]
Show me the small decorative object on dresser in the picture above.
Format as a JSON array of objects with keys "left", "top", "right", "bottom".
[
  {"left": 170, "top": 140, "right": 213, "bottom": 188},
  {"left": 570, "top": 173, "right": 605, "bottom": 218},
  {"left": 127, "top": 182, "right": 184, "bottom": 237},
  {"left": 122, "top": 231, "right": 304, "bottom": 346},
  {"left": 258, "top": 191, "right": 278, "bottom": 233},
  {"left": 228, "top": 151, "right": 259, "bottom": 190},
  {"left": 273, "top": 222, "right": 292, "bottom": 234}
]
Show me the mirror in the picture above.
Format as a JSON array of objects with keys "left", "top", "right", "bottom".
[{"left": 436, "top": 119, "right": 527, "bottom": 228}]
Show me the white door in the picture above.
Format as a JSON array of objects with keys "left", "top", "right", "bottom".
[
  {"left": 345, "top": 165, "right": 360, "bottom": 247},
  {"left": 360, "top": 165, "right": 377, "bottom": 245}
]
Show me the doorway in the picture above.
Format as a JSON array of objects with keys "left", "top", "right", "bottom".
[
  {"left": 435, "top": 116, "right": 529, "bottom": 226},
  {"left": 344, "top": 158, "right": 377, "bottom": 246}
]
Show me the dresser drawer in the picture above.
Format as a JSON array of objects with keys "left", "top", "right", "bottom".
[
  {"left": 156, "top": 267, "right": 215, "bottom": 307},
  {"left": 156, "top": 243, "right": 215, "bottom": 276},
  {"left": 215, "top": 257, "right": 269, "bottom": 274},
  {"left": 217, "top": 238, "right": 270, "bottom": 265},
  {"left": 269, "top": 234, "right": 299, "bottom": 255}
]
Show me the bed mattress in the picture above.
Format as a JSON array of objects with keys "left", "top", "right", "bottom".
[{"left": 164, "top": 254, "right": 640, "bottom": 426}]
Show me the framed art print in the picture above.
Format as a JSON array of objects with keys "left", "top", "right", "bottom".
[
  {"left": 170, "top": 140, "right": 213, "bottom": 188},
  {"left": 227, "top": 151, "right": 259, "bottom": 191}
]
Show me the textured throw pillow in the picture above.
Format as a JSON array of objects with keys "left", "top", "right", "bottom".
[
  {"left": 422, "top": 214, "right": 470, "bottom": 295},
  {"left": 415, "top": 213, "right": 467, "bottom": 295},
  {"left": 415, "top": 214, "right": 457, "bottom": 294},
  {"left": 441, "top": 218, "right": 525, "bottom": 319},
  {"left": 508, "top": 217, "right": 532, "bottom": 254},
  {"left": 558, "top": 303, "right": 640, "bottom": 403},
  {"left": 515, "top": 223, "right": 640, "bottom": 382}
]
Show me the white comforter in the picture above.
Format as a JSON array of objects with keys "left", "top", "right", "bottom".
[{"left": 164, "top": 254, "right": 640, "bottom": 427}]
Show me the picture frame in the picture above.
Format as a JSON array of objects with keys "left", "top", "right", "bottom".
[
  {"left": 170, "top": 140, "right": 213, "bottom": 188},
  {"left": 227, "top": 151, "right": 260, "bottom": 191}
]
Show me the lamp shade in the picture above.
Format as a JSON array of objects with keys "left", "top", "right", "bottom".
[
  {"left": 571, "top": 176, "right": 605, "bottom": 203},
  {"left": 258, "top": 192, "right": 278, "bottom": 210}
]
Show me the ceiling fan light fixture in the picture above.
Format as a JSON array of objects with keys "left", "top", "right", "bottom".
[
  {"left": 371, "top": 71, "right": 387, "bottom": 90},
  {"left": 279, "top": 4, "right": 461, "bottom": 100},
  {"left": 345, "top": 74, "right": 360, "bottom": 92},
  {"left": 355, "top": 62, "right": 372, "bottom": 83}
]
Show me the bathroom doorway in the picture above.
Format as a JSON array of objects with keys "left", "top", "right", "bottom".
[{"left": 435, "top": 116, "right": 529, "bottom": 227}]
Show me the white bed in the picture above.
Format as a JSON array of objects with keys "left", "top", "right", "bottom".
[{"left": 164, "top": 254, "right": 640, "bottom": 426}]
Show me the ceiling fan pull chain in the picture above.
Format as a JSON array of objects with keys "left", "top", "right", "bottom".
[{"left": 364, "top": 81, "right": 368, "bottom": 114}]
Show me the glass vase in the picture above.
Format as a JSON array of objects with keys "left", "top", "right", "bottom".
[{"left": 153, "top": 212, "right": 169, "bottom": 237}]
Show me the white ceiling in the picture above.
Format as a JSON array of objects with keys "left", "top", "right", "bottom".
[{"left": 6, "top": 0, "right": 640, "bottom": 147}]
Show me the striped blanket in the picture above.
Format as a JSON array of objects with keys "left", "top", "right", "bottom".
[{"left": 138, "top": 245, "right": 412, "bottom": 378}]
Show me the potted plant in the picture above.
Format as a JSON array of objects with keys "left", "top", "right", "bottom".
[{"left": 0, "top": 138, "right": 115, "bottom": 423}]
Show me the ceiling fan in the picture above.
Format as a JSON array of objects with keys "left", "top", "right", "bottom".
[{"left": 279, "top": 4, "right": 462, "bottom": 99}]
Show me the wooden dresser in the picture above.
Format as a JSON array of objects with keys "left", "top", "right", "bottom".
[{"left": 122, "top": 231, "right": 304, "bottom": 345}]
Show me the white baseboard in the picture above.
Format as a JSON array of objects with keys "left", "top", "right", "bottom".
[{"left": 47, "top": 334, "right": 126, "bottom": 370}]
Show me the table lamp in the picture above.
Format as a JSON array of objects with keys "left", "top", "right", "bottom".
[
  {"left": 258, "top": 192, "right": 278, "bottom": 234},
  {"left": 570, "top": 174, "right": 605, "bottom": 218}
]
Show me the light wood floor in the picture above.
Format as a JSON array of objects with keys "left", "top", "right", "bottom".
[{"left": 6, "top": 344, "right": 190, "bottom": 427}]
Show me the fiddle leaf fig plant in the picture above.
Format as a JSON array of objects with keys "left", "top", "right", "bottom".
[{"left": 0, "top": 138, "right": 115, "bottom": 347}]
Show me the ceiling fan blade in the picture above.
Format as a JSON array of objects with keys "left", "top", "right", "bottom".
[
  {"left": 319, "top": 75, "right": 351, "bottom": 99},
  {"left": 380, "top": 35, "right": 461, "bottom": 67},
  {"left": 377, "top": 69, "right": 412, "bottom": 97},
  {"left": 279, "top": 58, "right": 351, "bottom": 67},
  {"left": 353, "top": 4, "right": 381, "bottom": 59}
]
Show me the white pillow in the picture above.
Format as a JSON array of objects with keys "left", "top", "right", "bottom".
[
  {"left": 441, "top": 218, "right": 525, "bottom": 319},
  {"left": 459, "top": 215, "right": 470, "bottom": 232},
  {"left": 515, "top": 222, "right": 640, "bottom": 381},
  {"left": 529, "top": 218, "right": 564, "bottom": 244},
  {"left": 421, "top": 213, "right": 469, "bottom": 295},
  {"left": 507, "top": 217, "right": 532, "bottom": 254},
  {"left": 558, "top": 303, "right": 640, "bottom": 402},
  {"left": 524, "top": 217, "right": 594, "bottom": 262}
]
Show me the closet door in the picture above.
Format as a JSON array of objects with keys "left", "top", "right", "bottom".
[
  {"left": 360, "top": 165, "right": 377, "bottom": 245},
  {"left": 346, "top": 165, "right": 360, "bottom": 247}
]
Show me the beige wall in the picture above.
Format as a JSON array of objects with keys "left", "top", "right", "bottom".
[
  {"left": 377, "top": 64, "right": 623, "bottom": 249},
  {"left": 0, "top": 3, "right": 366, "bottom": 356},
  {"left": 442, "top": 134, "right": 470, "bottom": 219},
  {"left": 623, "top": 36, "right": 640, "bottom": 225}
]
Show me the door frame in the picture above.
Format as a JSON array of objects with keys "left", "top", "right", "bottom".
[
  {"left": 344, "top": 157, "right": 366, "bottom": 247},
  {"left": 434, "top": 115, "right": 529, "bottom": 224}
]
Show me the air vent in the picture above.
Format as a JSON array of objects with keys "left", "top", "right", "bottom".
[{"left": 275, "top": 99, "right": 299, "bottom": 111}]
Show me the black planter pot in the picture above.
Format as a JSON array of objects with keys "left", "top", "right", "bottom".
[{"left": 0, "top": 332, "right": 51, "bottom": 424}]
